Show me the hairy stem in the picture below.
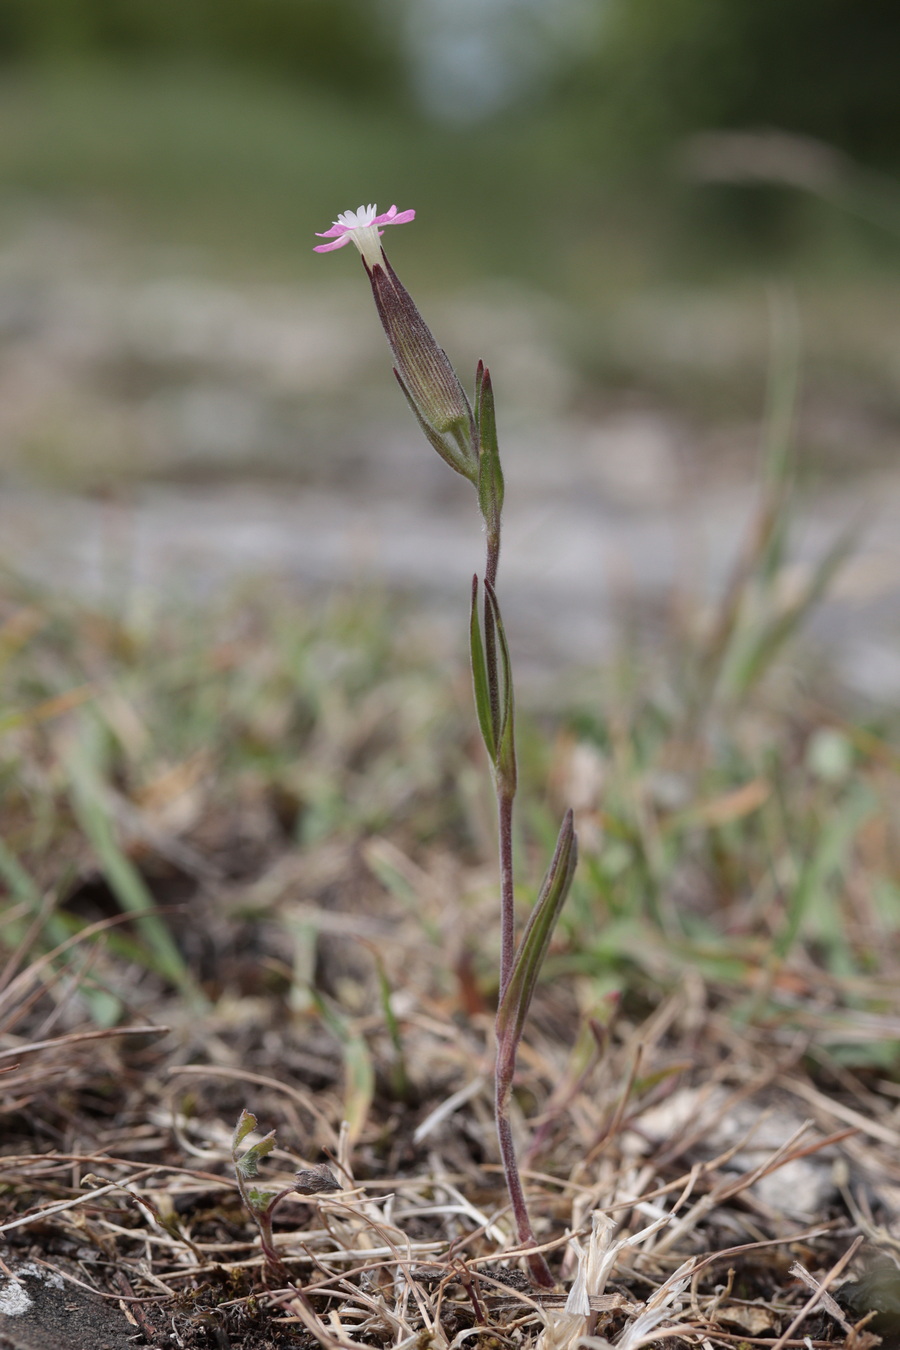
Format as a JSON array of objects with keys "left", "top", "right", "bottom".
[
  {"left": 234, "top": 1173, "right": 286, "bottom": 1278},
  {"left": 485, "top": 532, "right": 500, "bottom": 592}
]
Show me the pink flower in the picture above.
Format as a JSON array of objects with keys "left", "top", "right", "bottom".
[{"left": 314, "top": 203, "right": 415, "bottom": 268}]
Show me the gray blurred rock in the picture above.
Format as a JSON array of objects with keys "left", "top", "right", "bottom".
[{"left": 0, "top": 1254, "right": 138, "bottom": 1350}]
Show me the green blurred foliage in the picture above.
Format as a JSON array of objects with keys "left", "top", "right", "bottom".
[
  {"left": 1, "top": 0, "right": 899, "bottom": 281},
  {"left": 0, "top": 0, "right": 403, "bottom": 103},
  {"left": 4, "top": 0, "right": 900, "bottom": 171},
  {"left": 566, "top": 0, "right": 900, "bottom": 171}
]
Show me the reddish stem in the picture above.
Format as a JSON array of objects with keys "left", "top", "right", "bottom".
[{"left": 495, "top": 1030, "right": 555, "bottom": 1288}]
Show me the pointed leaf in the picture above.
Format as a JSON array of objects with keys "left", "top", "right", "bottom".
[
  {"left": 482, "top": 585, "right": 500, "bottom": 743},
  {"left": 497, "top": 810, "right": 577, "bottom": 1047},
  {"left": 731, "top": 522, "right": 857, "bottom": 696},
  {"left": 484, "top": 579, "right": 516, "bottom": 795},
  {"left": 474, "top": 358, "right": 486, "bottom": 421},
  {"left": 394, "top": 369, "right": 476, "bottom": 482},
  {"left": 470, "top": 575, "right": 497, "bottom": 763},
  {"left": 66, "top": 741, "right": 197, "bottom": 999},
  {"left": 313, "top": 994, "right": 374, "bottom": 1147},
  {"left": 475, "top": 365, "right": 504, "bottom": 539}
]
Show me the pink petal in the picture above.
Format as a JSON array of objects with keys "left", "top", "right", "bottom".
[
  {"left": 372, "top": 206, "right": 415, "bottom": 227},
  {"left": 313, "top": 236, "right": 352, "bottom": 252},
  {"left": 315, "top": 223, "right": 348, "bottom": 239}
]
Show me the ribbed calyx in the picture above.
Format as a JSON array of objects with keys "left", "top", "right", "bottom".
[{"left": 367, "top": 254, "right": 478, "bottom": 483}]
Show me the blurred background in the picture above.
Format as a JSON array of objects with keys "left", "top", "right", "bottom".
[{"left": 2, "top": 0, "right": 900, "bottom": 695}]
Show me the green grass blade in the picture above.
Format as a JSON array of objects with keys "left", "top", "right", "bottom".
[
  {"left": 313, "top": 993, "right": 374, "bottom": 1147},
  {"left": 729, "top": 523, "right": 857, "bottom": 697},
  {"left": 775, "top": 785, "right": 873, "bottom": 962},
  {"left": 65, "top": 744, "right": 200, "bottom": 1003},
  {"left": 0, "top": 837, "right": 68, "bottom": 949}
]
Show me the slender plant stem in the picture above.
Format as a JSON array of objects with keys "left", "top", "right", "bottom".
[
  {"left": 497, "top": 790, "right": 516, "bottom": 1001},
  {"left": 234, "top": 1170, "right": 286, "bottom": 1277},
  {"left": 484, "top": 516, "right": 547, "bottom": 1277},
  {"left": 495, "top": 1037, "right": 555, "bottom": 1288},
  {"left": 485, "top": 533, "right": 500, "bottom": 592}
]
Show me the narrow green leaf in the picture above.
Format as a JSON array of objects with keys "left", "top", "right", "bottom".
[
  {"left": 0, "top": 836, "right": 69, "bottom": 951},
  {"left": 689, "top": 298, "right": 800, "bottom": 711},
  {"left": 372, "top": 948, "right": 411, "bottom": 1101},
  {"left": 776, "top": 786, "right": 872, "bottom": 961},
  {"left": 730, "top": 523, "right": 857, "bottom": 697},
  {"left": 469, "top": 575, "right": 497, "bottom": 763},
  {"left": 474, "top": 358, "right": 486, "bottom": 421},
  {"left": 0, "top": 835, "right": 43, "bottom": 909},
  {"left": 497, "top": 810, "right": 577, "bottom": 1047},
  {"left": 475, "top": 365, "right": 504, "bottom": 538},
  {"left": 484, "top": 580, "right": 516, "bottom": 795},
  {"left": 313, "top": 994, "right": 374, "bottom": 1147},
  {"left": 66, "top": 741, "right": 200, "bottom": 1003},
  {"left": 393, "top": 368, "right": 477, "bottom": 483},
  {"left": 482, "top": 586, "right": 500, "bottom": 743}
]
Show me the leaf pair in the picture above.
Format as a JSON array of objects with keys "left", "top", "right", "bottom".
[{"left": 470, "top": 575, "right": 516, "bottom": 797}]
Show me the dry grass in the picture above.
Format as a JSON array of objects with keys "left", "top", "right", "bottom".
[{"left": 3, "top": 914, "right": 899, "bottom": 1348}]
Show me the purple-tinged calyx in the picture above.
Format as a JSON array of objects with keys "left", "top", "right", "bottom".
[
  {"left": 315, "top": 203, "right": 477, "bottom": 481},
  {"left": 370, "top": 254, "right": 477, "bottom": 481}
]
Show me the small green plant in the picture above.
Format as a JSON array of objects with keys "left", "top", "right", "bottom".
[
  {"left": 231, "top": 1109, "right": 339, "bottom": 1275},
  {"left": 315, "top": 204, "right": 578, "bottom": 1286}
]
